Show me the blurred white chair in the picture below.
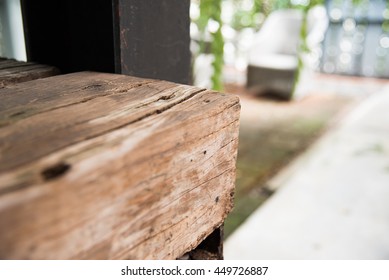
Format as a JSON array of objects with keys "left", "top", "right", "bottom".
[{"left": 246, "top": 6, "right": 328, "bottom": 99}]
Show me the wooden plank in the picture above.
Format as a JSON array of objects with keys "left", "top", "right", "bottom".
[
  {"left": 0, "top": 58, "right": 59, "bottom": 88},
  {"left": 0, "top": 60, "right": 36, "bottom": 69},
  {"left": 0, "top": 72, "right": 240, "bottom": 259}
]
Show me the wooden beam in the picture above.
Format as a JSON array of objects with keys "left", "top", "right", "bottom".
[{"left": 0, "top": 72, "right": 240, "bottom": 259}]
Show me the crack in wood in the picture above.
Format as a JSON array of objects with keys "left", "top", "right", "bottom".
[{"left": 121, "top": 215, "right": 189, "bottom": 256}]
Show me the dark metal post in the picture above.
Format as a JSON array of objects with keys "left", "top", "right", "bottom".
[
  {"left": 21, "top": 0, "right": 190, "bottom": 84},
  {"left": 112, "top": 0, "right": 191, "bottom": 84}
]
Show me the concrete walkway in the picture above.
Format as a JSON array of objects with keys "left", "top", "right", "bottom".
[{"left": 225, "top": 85, "right": 389, "bottom": 259}]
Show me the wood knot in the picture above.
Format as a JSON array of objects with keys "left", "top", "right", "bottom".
[{"left": 41, "top": 162, "right": 71, "bottom": 181}]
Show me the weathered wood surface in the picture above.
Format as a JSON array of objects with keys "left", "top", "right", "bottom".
[
  {"left": 0, "top": 72, "right": 240, "bottom": 259},
  {"left": 0, "top": 58, "right": 59, "bottom": 88}
]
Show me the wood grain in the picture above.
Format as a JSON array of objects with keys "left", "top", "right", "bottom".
[
  {"left": 0, "top": 72, "right": 240, "bottom": 259},
  {"left": 0, "top": 58, "right": 59, "bottom": 88}
]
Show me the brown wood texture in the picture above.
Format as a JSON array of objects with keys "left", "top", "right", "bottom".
[
  {"left": 0, "top": 58, "right": 59, "bottom": 88},
  {"left": 0, "top": 72, "right": 240, "bottom": 259}
]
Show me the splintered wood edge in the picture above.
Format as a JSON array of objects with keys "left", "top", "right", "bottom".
[{"left": 0, "top": 73, "right": 241, "bottom": 259}]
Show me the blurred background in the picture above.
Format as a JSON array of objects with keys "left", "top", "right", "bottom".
[
  {"left": 191, "top": 0, "right": 389, "bottom": 259},
  {"left": 191, "top": 0, "right": 389, "bottom": 89}
]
